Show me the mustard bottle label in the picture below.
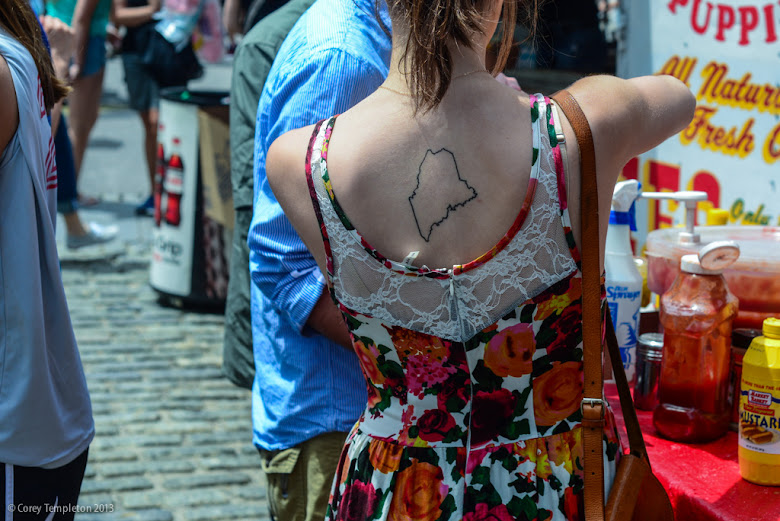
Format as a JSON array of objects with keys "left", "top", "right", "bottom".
[{"left": 739, "top": 379, "right": 780, "bottom": 454}]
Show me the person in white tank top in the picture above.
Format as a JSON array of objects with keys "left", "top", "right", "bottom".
[{"left": 0, "top": 2, "right": 93, "bottom": 517}]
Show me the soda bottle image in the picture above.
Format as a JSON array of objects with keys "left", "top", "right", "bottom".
[
  {"left": 164, "top": 138, "right": 184, "bottom": 227},
  {"left": 154, "top": 141, "right": 166, "bottom": 227}
]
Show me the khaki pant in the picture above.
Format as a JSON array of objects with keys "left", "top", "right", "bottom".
[{"left": 259, "top": 431, "right": 348, "bottom": 521}]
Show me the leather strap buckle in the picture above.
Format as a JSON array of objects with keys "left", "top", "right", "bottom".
[{"left": 581, "top": 397, "right": 606, "bottom": 420}]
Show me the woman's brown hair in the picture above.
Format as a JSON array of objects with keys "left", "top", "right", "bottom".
[
  {"left": 385, "top": 0, "right": 539, "bottom": 113},
  {"left": 0, "top": 0, "right": 70, "bottom": 111}
]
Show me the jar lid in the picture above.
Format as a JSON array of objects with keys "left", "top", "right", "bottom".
[
  {"left": 699, "top": 241, "right": 740, "bottom": 271},
  {"left": 637, "top": 333, "right": 664, "bottom": 359},
  {"left": 680, "top": 241, "right": 740, "bottom": 274},
  {"left": 732, "top": 328, "right": 762, "bottom": 349},
  {"left": 680, "top": 254, "right": 707, "bottom": 274},
  {"left": 763, "top": 317, "right": 780, "bottom": 338},
  {"left": 638, "top": 332, "right": 664, "bottom": 349}
]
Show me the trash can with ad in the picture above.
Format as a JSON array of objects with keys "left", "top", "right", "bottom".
[{"left": 150, "top": 88, "right": 233, "bottom": 308}]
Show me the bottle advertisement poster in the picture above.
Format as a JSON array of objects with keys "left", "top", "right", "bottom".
[
  {"left": 618, "top": 0, "right": 780, "bottom": 244},
  {"left": 150, "top": 99, "right": 199, "bottom": 297}
]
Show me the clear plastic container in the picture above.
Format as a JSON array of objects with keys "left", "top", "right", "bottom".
[
  {"left": 653, "top": 245, "right": 740, "bottom": 443},
  {"left": 646, "top": 226, "right": 780, "bottom": 328}
]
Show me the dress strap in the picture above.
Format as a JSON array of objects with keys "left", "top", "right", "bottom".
[
  {"left": 304, "top": 118, "right": 338, "bottom": 301},
  {"left": 545, "top": 95, "right": 583, "bottom": 268}
]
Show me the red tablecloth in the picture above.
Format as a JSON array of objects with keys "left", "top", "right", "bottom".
[{"left": 605, "top": 383, "right": 780, "bottom": 521}]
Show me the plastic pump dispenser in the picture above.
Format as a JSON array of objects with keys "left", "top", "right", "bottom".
[
  {"left": 605, "top": 180, "right": 644, "bottom": 383},
  {"left": 641, "top": 191, "right": 708, "bottom": 245}
]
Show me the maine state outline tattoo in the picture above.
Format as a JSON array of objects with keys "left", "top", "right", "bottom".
[{"left": 408, "top": 148, "right": 478, "bottom": 242}]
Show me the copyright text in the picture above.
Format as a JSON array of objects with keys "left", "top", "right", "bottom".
[{"left": 7, "top": 503, "right": 115, "bottom": 514}]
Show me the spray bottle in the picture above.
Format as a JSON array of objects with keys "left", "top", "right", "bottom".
[{"left": 605, "top": 180, "right": 644, "bottom": 384}]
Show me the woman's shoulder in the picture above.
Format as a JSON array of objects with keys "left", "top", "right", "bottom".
[
  {"left": 268, "top": 122, "right": 321, "bottom": 165},
  {"left": 266, "top": 122, "right": 321, "bottom": 196},
  {"left": 562, "top": 74, "right": 695, "bottom": 163},
  {"left": 0, "top": 53, "right": 20, "bottom": 156}
]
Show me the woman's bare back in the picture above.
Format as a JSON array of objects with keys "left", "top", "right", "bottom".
[
  {"left": 322, "top": 77, "right": 535, "bottom": 270},
  {"left": 269, "top": 74, "right": 695, "bottom": 279}
]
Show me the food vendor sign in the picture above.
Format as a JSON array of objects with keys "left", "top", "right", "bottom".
[{"left": 618, "top": 0, "right": 780, "bottom": 241}]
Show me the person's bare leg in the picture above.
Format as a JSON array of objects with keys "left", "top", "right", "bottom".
[
  {"left": 67, "top": 67, "right": 105, "bottom": 177},
  {"left": 62, "top": 209, "right": 118, "bottom": 249},
  {"left": 63, "top": 211, "right": 88, "bottom": 236},
  {"left": 139, "top": 108, "right": 159, "bottom": 190}
]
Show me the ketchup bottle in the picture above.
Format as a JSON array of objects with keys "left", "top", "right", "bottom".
[{"left": 654, "top": 241, "right": 740, "bottom": 443}]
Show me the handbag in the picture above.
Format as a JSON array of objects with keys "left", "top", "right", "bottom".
[
  {"left": 550, "top": 90, "right": 675, "bottom": 521},
  {"left": 139, "top": 26, "right": 203, "bottom": 88}
]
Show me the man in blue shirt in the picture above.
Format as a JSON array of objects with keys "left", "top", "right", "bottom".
[{"left": 247, "top": 0, "right": 391, "bottom": 519}]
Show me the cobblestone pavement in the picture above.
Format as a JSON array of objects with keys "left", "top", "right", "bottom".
[{"left": 62, "top": 242, "right": 268, "bottom": 521}]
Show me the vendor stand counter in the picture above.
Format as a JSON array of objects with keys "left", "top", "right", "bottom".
[{"left": 605, "top": 383, "right": 780, "bottom": 521}]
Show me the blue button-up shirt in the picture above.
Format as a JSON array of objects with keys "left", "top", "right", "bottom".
[{"left": 248, "top": 0, "right": 392, "bottom": 451}]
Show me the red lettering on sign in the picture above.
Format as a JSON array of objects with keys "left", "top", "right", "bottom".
[
  {"left": 764, "top": 84, "right": 779, "bottom": 110},
  {"left": 765, "top": 3, "right": 778, "bottom": 42},
  {"left": 715, "top": 4, "right": 735, "bottom": 41},
  {"left": 669, "top": 0, "right": 780, "bottom": 45},
  {"left": 763, "top": 123, "right": 780, "bottom": 163},
  {"left": 697, "top": 61, "right": 780, "bottom": 115},
  {"left": 680, "top": 106, "right": 755, "bottom": 157},
  {"left": 646, "top": 160, "right": 681, "bottom": 229},
  {"left": 688, "top": 170, "right": 721, "bottom": 220},
  {"left": 621, "top": 157, "right": 640, "bottom": 249},
  {"left": 698, "top": 62, "right": 727, "bottom": 101},
  {"left": 658, "top": 55, "right": 698, "bottom": 85},
  {"left": 668, "top": 0, "right": 689, "bottom": 14},
  {"left": 739, "top": 6, "right": 760, "bottom": 45},
  {"left": 692, "top": 0, "right": 714, "bottom": 34},
  {"left": 621, "top": 157, "right": 639, "bottom": 181}
]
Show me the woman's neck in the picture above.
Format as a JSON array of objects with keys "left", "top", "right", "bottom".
[{"left": 384, "top": 37, "right": 490, "bottom": 93}]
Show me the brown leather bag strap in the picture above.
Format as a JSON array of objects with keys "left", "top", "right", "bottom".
[
  {"left": 551, "top": 92, "right": 650, "bottom": 461},
  {"left": 551, "top": 90, "right": 605, "bottom": 521},
  {"left": 605, "top": 313, "right": 650, "bottom": 462}
]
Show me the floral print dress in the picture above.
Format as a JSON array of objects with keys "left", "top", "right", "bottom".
[{"left": 305, "top": 95, "right": 622, "bottom": 521}]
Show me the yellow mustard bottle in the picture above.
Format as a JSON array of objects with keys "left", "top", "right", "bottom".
[{"left": 739, "top": 317, "right": 780, "bottom": 486}]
